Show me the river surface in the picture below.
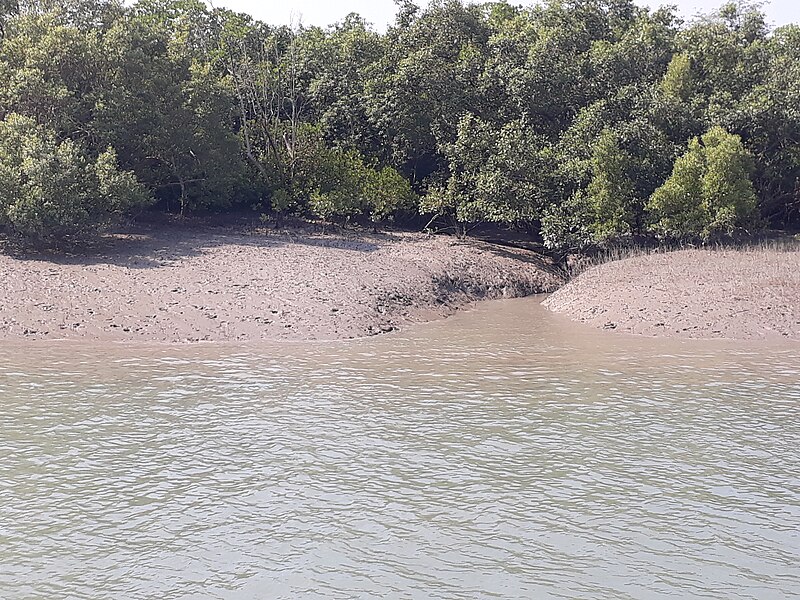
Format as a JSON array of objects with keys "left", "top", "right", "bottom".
[{"left": 1, "top": 299, "right": 799, "bottom": 599}]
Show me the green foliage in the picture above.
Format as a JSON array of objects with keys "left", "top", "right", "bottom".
[
  {"left": 661, "top": 53, "right": 695, "bottom": 102},
  {"left": 363, "top": 165, "right": 416, "bottom": 221},
  {"left": 300, "top": 15, "right": 384, "bottom": 154},
  {"left": 424, "top": 114, "right": 558, "bottom": 226},
  {"left": 540, "top": 191, "right": 594, "bottom": 252},
  {"left": 586, "top": 129, "right": 639, "bottom": 239},
  {"left": 94, "top": 147, "right": 153, "bottom": 214},
  {"left": 647, "top": 126, "right": 757, "bottom": 239},
  {"left": 290, "top": 127, "right": 415, "bottom": 222},
  {"left": 0, "top": 113, "right": 151, "bottom": 242},
  {"left": 365, "top": 0, "right": 490, "bottom": 179},
  {"left": 0, "top": 0, "right": 797, "bottom": 249},
  {"left": 646, "top": 137, "right": 708, "bottom": 237},
  {"left": 701, "top": 126, "right": 759, "bottom": 233},
  {"left": 733, "top": 24, "right": 800, "bottom": 224},
  {"left": 96, "top": 5, "right": 249, "bottom": 213}
]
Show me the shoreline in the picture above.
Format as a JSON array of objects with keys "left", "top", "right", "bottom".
[
  {"left": 0, "top": 223, "right": 563, "bottom": 344},
  {"left": 544, "top": 247, "right": 800, "bottom": 341},
  {"left": 2, "top": 223, "right": 798, "bottom": 344}
]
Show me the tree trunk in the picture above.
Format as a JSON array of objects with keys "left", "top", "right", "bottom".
[{"left": 179, "top": 178, "right": 187, "bottom": 217}]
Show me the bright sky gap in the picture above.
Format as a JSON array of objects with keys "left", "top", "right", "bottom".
[{"left": 206, "top": 0, "right": 799, "bottom": 30}]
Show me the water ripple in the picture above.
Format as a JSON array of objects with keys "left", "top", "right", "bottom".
[{"left": 1, "top": 300, "right": 799, "bottom": 599}]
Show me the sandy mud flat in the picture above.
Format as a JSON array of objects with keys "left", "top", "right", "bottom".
[
  {"left": 544, "top": 248, "right": 800, "bottom": 340},
  {"left": 0, "top": 224, "right": 563, "bottom": 343}
]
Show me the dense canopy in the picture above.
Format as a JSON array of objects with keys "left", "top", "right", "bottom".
[{"left": 0, "top": 0, "right": 797, "bottom": 246}]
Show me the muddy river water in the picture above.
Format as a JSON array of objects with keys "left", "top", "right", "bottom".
[{"left": 1, "top": 299, "right": 798, "bottom": 599}]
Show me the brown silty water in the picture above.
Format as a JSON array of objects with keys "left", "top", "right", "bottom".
[{"left": 1, "top": 299, "right": 798, "bottom": 599}]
